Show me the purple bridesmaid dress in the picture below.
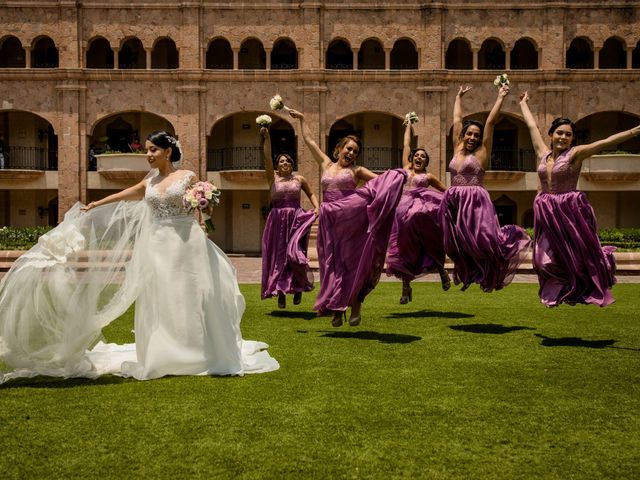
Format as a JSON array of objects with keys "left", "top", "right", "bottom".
[
  {"left": 313, "top": 168, "right": 407, "bottom": 314},
  {"left": 386, "top": 173, "right": 446, "bottom": 280},
  {"left": 533, "top": 148, "right": 616, "bottom": 307},
  {"left": 261, "top": 176, "right": 315, "bottom": 299},
  {"left": 439, "top": 155, "right": 531, "bottom": 291}
]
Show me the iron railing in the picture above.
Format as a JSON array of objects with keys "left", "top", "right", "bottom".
[
  {"left": 0, "top": 146, "right": 57, "bottom": 170},
  {"left": 358, "top": 147, "right": 403, "bottom": 171}
]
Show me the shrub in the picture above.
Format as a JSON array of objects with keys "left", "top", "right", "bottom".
[{"left": 0, "top": 226, "right": 53, "bottom": 250}]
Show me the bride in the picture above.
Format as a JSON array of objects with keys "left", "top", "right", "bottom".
[{"left": 0, "top": 131, "right": 279, "bottom": 382}]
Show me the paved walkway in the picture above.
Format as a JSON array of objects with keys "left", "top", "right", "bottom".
[{"left": 228, "top": 256, "right": 640, "bottom": 284}]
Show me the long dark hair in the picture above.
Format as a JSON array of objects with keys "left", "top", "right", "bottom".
[
  {"left": 548, "top": 117, "right": 577, "bottom": 146},
  {"left": 409, "top": 148, "right": 430, "bottom": 169},
  {"left": 459, "top": 120, "right": 484, "bottom": 151}
]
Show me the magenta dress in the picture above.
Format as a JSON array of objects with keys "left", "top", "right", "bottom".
[
  {"left": 261, "top": 176, "right": 315, "bottom": 299},
  {"left": 440, "top": 155, "right": 531, "bottom": 291},
  {"left": 533, "top": 148, "right": 616, "bottom": 307},
  {"left": 313, "top": 168, "right": 407, "bottom": 314},
  {"left": 386, "top": 172, "right": 446, "bottom": 281}
]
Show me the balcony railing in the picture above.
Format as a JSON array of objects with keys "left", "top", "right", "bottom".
[
  {"left": 490, "top": 148, "right": 537, "bottom": 172},
  {"left": 0, "top": 146, "right": 57, "bottom": 170},
  {"left": 359, "top": 147, "right": 402, "bottom": 171},
  {"left": 207, "top": 147, "right": 264, "bottom": 171}
]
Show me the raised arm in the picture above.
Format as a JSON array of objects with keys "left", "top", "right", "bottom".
[
  {"left": 453, "top": 86, "right": 472, "bottom": 146},
  {"left": 81, "top": 179, "right": 146, "bottom": 212},
  {"left": 300, "top": 176, "right": 320, "bottom": 215},
  {"left": 355, "top": 166, "right": 378, "bottom": 182},
  {"left": 479, "top": 84, "right": 510, "bottom": 168},
  {"left": 572, "top": 124, "right": 640, "bottom": 166},
  {"left": 260, "top": 127, "right": 275, "bottom": 186},
  {"left": 288, "top": 109, "right": 332, "bottom": 169},
  {"left": 402, "top": 122, "right": 412, "bottom": 169},
  {"left": 518, "top": 91, "right": 548, "bottom": 159}
]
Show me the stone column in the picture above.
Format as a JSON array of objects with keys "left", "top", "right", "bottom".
[
  {"left": 352, "top": 48, "right": 358, "bottom": 70},
  {"left": 418, "top": 86, "right": 449, "bottom": 182},
  {"left": 176, "top": 83, "right": 207, "bottom": 178},
  {"left": 114, "top": 47, "right": 119, "bottom": 70},
  {"left": 233, "top": 48, "right": 239, "bottom": 69},
  {"left": 146, "top": 48, "right": 152, "bottom": 69},
  {"left": 24, "top": 47, "right": 31, "bottom": 68},
  {"left": 505, "top": 47, "right": 511, "bottom": 70},
  {"left": 594, "top": 47, "right": 600, "bottom": 69},
  {"left": 472, "top": 48, "right": 479, "bottom": 70},
  {"left": 385, "top": 48, "right": 392, "bottom": 70},
  {"left": 627, "top": 47, "right": 633, "bottom": 69},
  {"left": 265, "top": 48, "right": 272, "bottom": 70},
  {"left": 55, "top": 82, "right": 87, "bottom": 217}
]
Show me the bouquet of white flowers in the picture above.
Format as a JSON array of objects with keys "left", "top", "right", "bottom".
[
  {"left": 403, "top": 112, "right": 419, "bottom": 126},
  {"left": 256, "top": 114, "right": 272, "bottom": 127},
  {"left": 183, "top": 181, "right": 221, "bottom": 232},
  {"left": 269, "top": 94, "right": 289, "bottom": 111},
  {"left": 493, "top": 73, "right": 509, "bottom": 88}
]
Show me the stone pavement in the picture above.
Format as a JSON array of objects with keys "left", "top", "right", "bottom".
[{"left": 227, "top": 256, "right": 640, "bottom": 285}]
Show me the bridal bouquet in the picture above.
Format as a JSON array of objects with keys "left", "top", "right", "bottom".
[
  {"left": 493, "top": 73, "right": 509, "bottom": 88},
  {"left": 256, "top": 114, "right": 273, "bottom": 127},
  {"left": 403, "top": 112, "right": 419, "bottom": 125},
  {"left": 183, "top": 181, "right": 221, "bottom": 232},
  {"left": 269, "top": 94, "right": 290, "bottom": 111}
]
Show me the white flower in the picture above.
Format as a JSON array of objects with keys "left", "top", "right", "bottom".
[
  {"left": 37, "top": 224, "right": 85, "bottom": 263},
  {"left": 269, "top": 94, "right": 286, "bottom": 111},
  {"left": 403, "top": 112, "right": 419, "bottom": 125},
  {"left": 494, "top": 73, "right": 509, "bottom": 87},
  {"left": 256, "top": 114, "right": 273, "bottom": 127}
]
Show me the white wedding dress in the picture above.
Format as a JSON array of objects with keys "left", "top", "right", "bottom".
[{"left": 0, "top": 170, "right": 278, "bottom": 382}]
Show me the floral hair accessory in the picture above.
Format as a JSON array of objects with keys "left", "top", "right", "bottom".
[
  {"left": 403, "top": 112, "right": 419, "bottom": 126},
  {"left": 165, "top": 135, "right": 182, "bottom": 157},
  {"left": 183, "top": 181, "right": 221, "bottom": 232},
  {"left": 493, "top": 73, "right": 509, "bottom": 88},
  {"left": 256, "top": 114, "right": 273, "bottom": 127},
  {"left": 269, "top": 94, "right": 289, "bottom": 111}
]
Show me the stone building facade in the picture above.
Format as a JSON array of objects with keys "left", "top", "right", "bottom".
[{"left": 1, "top": 0, "right": 639, "bottom": 252}]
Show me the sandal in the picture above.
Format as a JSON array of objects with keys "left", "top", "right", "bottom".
[
  {"left": 331, "top": 311, "right": 344, "bottom": 327},
  {"left": 439, "top": 268, "right": 451, "bottom": 291},
  {"left": 399, "top": 285, "right": 412, "bottom": 304}
]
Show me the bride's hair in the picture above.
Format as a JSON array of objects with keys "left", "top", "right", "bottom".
[{"left": 147, "top": 131, "right": 182, "bottom": 162}]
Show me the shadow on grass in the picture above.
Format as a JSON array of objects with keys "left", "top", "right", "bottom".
[
  {"left": 267, "top": 310, "right": 317, "bottom": 320},
  {"left": 0, "top": 374, "right": 130, "bottom": 390},
  {"left": 535, "top": 334, "right": 618, "bottom": 349},
  {"left": 320, "top": 330, "right": 422, "bottom": 344},
  {"left": 387, "top": 310, "right": 475, "bottom": 320},
  {"left": 449, "top": 323, "right": 535, "bottom": 334}
]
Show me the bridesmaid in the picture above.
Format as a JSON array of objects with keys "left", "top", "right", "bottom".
[
  {"left": 440, "top": 85, "right": 531, "bottom": 291},
  {"left": 386, "top": 120, "right": 450, "bottom": 305},
  {"left": 260, "top": 127, "right": 319, "bottom": 308},
  {"left": 288, "top": 109, "right": 406, "bottom": 327},
  {"left": 519, "top": 91, "right": 640, "bottom": 307}
]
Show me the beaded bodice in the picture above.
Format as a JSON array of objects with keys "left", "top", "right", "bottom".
[
  {"left": 321, "top": 168, "right": 357, "bottom": 203},
  {"left": 449, "top": 154, "right": 485, "bottom": 187},
  {"left": 405, "top": 172, "right": 429, "bottom": 190},
  {"left": 537, "top": 148, "right": 579, "bottom": 194},
  {"left": 145, "top": 171, "right": 195, "bottom": 218},
  {"left": 271, "top": 176, "right": 302, "bottom": 208}
]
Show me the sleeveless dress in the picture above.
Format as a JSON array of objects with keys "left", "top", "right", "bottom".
[
  {"left": 386, "top": 172, "right": 446, "bottom": 281},
  {"left": 439, "top": 155, "right": 531, "bottom": 291},
  {"left": 533, "top": 148, "right": 616, "bottom": 307},
  {"left": 0, "top": 170, "right": 279, "bottom": 383},
  {"left": 261, "top": 175, "right": 315, "bottom": 299},
  {"left": 313, "top": 168, "right": 407, "bottom": 314}
]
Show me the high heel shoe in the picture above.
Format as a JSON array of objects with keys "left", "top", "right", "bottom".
[
  {"left": 399, "top": 285, "right": 412, "bottom": 304},
  {"left": 331, "top": 311, "right": 344, "bottom": 327},
  {"left": 439, "top": 268, "right": 451, "bottom": 291},
  {"left": 348, "top": 314, "right": 361, "bottom": 327},
  {"left": 293, "top": 292, "right": 302, "bottom": 305},
  {"left": 277, "top": 293, "right": 286, "bottom": 309}
]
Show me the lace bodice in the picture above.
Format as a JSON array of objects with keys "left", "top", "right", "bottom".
[
  {"left": 145, "top": 171, "right": 195, "bottom": 218},
  {"left": 271, "top": 176, "right": 302, "bottom": 208},
  {"left": 449, "top": 154, "right": 485, "bottom": 187},
  {"left": 537, "top": 148, "right": 579, "bottom": 194},
  {"left": 405, "top": 172, "right": 429, "bottom": 190},
  {"left": 321, "top": 168, "right": 357, "bottom": 203}
]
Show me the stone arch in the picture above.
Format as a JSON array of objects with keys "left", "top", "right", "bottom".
[
  {"left": 510, "top": 37, "right": 538, "bottom": 70},
  {"left": 271, "top": 37, "right": 298, "bottom": 69},
  {"left": 0, "top": 109, "right": 57, "bottom": 170},
  {"left": 239, "top": 38, "right": 266, "bottom": 69},
  {"left": 566, "top": 37, "right": 594, "bottom": 69},
  {"left": 599, "top": 37, "right": 626, "bottom": 69},
  {"left": 206, "top": 37, "right": 233, "bottom": 69},
  {"left": 86, "top": 36, "right": 114, "bottom": 69},
  {"left": 326, "top": 38, "right": 353, "bottom": 69},
  {"left": 575, "top": 111, "right": 640, "bottom": 153},
  {"left": 478, "top": 38, "right": 505, "bottom": 70},
  {"left": 358, "top": 38, "right": 384, "bottom": 70},
  {"left": 493, "top": 194, "right": 517, "bottom": 226},
  {"left": 0, "top": 36, "right": 26, "bottom": 68},
  {"left": 634, "top": 40, "right": 640, "bottom": 69},
  {"left": 31, "top": 36, "right": 59, "bottom": 68},
  {"left": 445, "top": 38, "right": 473, "bottom": 69},
  {"left": 390, "top": 38, "right": 418, "bottom": 69},
  {"left": 119, "top": 37, "right": 145, "bottom": 69},
  {"left": 152, "top": 37, "right": 179, "bottom": 69}
]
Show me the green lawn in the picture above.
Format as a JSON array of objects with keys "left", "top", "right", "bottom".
[{"left": 1, "top": 283, "right": 639, "bottom": 479}]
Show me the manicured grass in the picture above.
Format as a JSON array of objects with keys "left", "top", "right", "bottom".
[{"left": 1, "top": 283, "right": 639, "bottom": 479}]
